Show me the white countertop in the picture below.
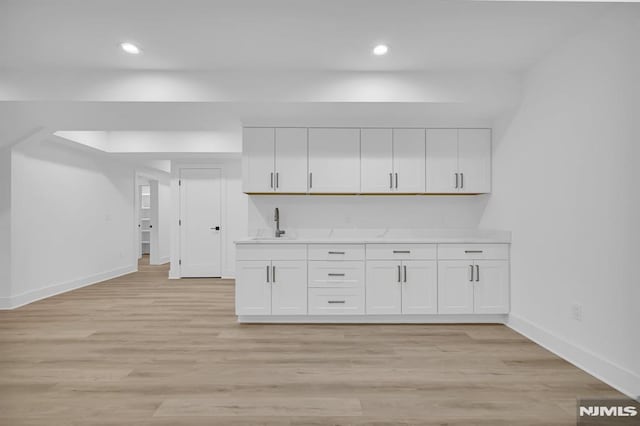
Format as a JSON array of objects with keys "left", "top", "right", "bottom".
[{"left": 235, "top": 229, "right": 511, "bottom": 244}]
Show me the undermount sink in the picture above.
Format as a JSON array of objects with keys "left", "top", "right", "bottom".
[{"left": 250, "top": 236, "right": 294, "bottom": 241}]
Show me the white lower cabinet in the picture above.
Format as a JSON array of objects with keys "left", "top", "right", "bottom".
[
  {"left": 308, "top": 258, "right": 365, "bottom": 315},
  {"left": 236, "top": 259, "right": 307, "bottom": 316},
  {"left": 236, "top": 242, "right": 509, "bottom": 321},
  {"left": 366, "top": 260, "right": 437, "bottom": 315},
  {"left": 235, "top": 260, "right": 272, "bottom": 315},
  {"left": 437, "top": 259, "right": 509, "bottom": 314}
]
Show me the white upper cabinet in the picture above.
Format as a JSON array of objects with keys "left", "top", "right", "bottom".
[
  {"left": 274, "top": 128, "right": 308, "bottom": 193},
  {"left": 458, "top": 129, "right": 491, "bottom": 194},
  {"left": 393, "top": 129, "right": 426, "bottom": 193},
  {"left": 244, "top": 127, "right": 490, "bottom": 195},
  {"left": 361, "top": 128, "right": 425, "bottom": 193},
  {"left": 243, "top": 127, "right": 275, "bottom": 193},
  {"left": 308, "top": 128, "right": 360, "bottom": 193},
  {"left": 426, "top": 128, "right": 491, "bottom": 194},
  {"left": 243, "top": 127, "right": 308, "bottom": 193},
  {"left": 361, "top": 129, "right": 393, "bottom": 193}
]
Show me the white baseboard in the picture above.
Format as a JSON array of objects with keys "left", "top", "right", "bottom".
[
  {"left": 507, "top": 314, "right": 640, "bottom": 400},
  {"left": 0, "top": 265, "right": 137, "bottom": 310},
  {"left": 238, "top": 314, "right": 508, "bottom": 324}
]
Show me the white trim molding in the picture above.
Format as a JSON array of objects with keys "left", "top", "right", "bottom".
[
  {"left": 0, "top": 265, "right": 136, "bottom": 310},
  {"left": 507, "top": 314, "right": 640, "bottom": 400},
  {"left": 238, "top": 314, "right": 508, "bottom": 324}
]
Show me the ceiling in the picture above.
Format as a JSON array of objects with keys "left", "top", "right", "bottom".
[{"left": 0, "top": 0, "right": 611, "bottom": 72}]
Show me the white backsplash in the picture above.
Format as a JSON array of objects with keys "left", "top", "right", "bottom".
[{"left": 248, "top": 194, "right": 491, "bottom": 237}]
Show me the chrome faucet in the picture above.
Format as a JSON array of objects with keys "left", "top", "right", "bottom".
[{"left": 274, "top": 207, "right": 285, "bottom": 238}]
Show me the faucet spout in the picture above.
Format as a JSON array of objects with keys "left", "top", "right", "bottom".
[{"left": 274, "top": 207, "right": 285, "bottom": 238}]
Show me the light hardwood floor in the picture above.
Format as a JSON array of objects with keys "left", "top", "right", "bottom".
[{"left": 0, "top": 257, "right": 624, "bottom": 425}]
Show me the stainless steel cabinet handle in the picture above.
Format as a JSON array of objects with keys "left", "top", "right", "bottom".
[
  {"left": 328, "top": 300, "right": 345, "bottom": 304},
  {"left": 266, "top": 265, "right": 270, "bottom": 282},
  {"left": 272, "top": 265, "right": 276, "bottom": 283},
  {"left": 276, "top": 172, "right": 279, "bottom": 188},
  {"left": 403, "top": 265, "right": 407, "bottom": 282},
  {"left": 328, "top": 273, "right": 345, "bottom": 277},
  {"left": 393, "top": 250, "right": 410, "bottom": 254},
  {"left": 309, "top": 172, "right": 313, "bottom": 188},
  {"left": 455, "top": 173, "right": 459, "bottom": 189},
  {"left": 461, "top": 172, "right": 464, "bottom": 189},
  {"left": 270, "top": 172, "right": 274, "bottom": 189},
  {"left": 476, "top": 265, "right": 480, "bottom": 282},
  {"left": 328, "top": 251, "right": 345, "bottom": 255},
  {"left": 397, "top": 265, "right": 401, "bottom": 282},
  {"left": 469, "top": 264, "right": 474, "bottom": 282},
  {"left": 389, "top": 173, "right": 393, "bottom": 189},
  {"left": 465, "top": 250, "right": 483, "bottom": 254},
  {"left": 395, "top": 173, "right": 398, "bottom": 189}
]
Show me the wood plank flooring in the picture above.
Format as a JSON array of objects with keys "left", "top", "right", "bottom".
[{"left": 0, "top": 257, "right": 624, "bottom": 425}]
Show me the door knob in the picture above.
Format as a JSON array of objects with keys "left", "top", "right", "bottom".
[{"left": 210, "top": 226, "right": 220, "bottom": 230}]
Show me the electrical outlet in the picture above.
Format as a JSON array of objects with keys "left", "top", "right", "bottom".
[{"left": 571, "top": 303, "right": 583, "bottom": 322}]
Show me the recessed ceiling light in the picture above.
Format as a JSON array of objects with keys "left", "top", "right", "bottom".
[
  {"left": 120, "top": 42, "right": 141, "bottom": 55},
  {"left": 373, "top": 44, "right": 388, "bottom": 56}
]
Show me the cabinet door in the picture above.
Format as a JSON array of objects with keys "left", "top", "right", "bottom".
[
  {"left": 473, "top": 260, "right": 509, "bottom": 314},
  {"left": 393, "top": 129, "right": 425, "bottom": 193},
  {"left": 308, "top": 128, "right": 360, "bottom": 193},
  {"left": 401, "top": 260, "right": 437, "bottom": 314},
  {"left": 366, "top": 260, "right": 402, "bottom": 314},
  {"left": 458, "top": 129, "right": 491, "bottom": 194},
  {"left": 361, "top": 128, "right": 393, "bottom": 193},
  {"left": 275, "top": 128, "right": 308, "bottom": 193},
  {"left": 271, "top": 260, "right": 308, "bottom": 315},
  {"left": 236, "top": 261, "right": 271, "bottom": 315},
  {"left": 243, "top": 128, "right": 275, "bottom": 193},
  {"left": 437, "top": 260, "right": 474, "bottom": 314},
  {"left": 426, "top": 129, "right": 458, "bottom": 193}
]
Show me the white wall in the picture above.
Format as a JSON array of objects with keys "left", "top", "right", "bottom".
[
  {"left": 249, "top": 195, "right": 490, "bottom": 238},
  {"left": 157, "top": 181, "right": 171, "bottom": 263},
  {"left": 0, "top": 147, "right": 12, "bottom": 304},
  {"left": 170, "top": 159, "right": 247, "bottom": 278},
  {"left": 481, "top": 8, "right": 640, "bottom": 397},
  {"left": 10, "top": 137, "right": 137, "bottom": 307}
]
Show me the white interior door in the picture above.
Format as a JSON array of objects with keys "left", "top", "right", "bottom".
[
  {"left": 236, "top": 261, "right": 271, "bottom": 315},
  {"left": 437, "top": 260, "right": 474, "bottom": 314},
  {"left": 458, "top": 129, "right": 491, "bottom": 194},
  {"left": 393, "top": 128, "right": 425, "bottom": 193},
  {"left": 308, "top": 128, "right": 360, "bottom": 193},
  {"left": 473, "top": 260, "right": 509, "bottom": 314},
  {"left": 426, "top": 129, "right": 458, "bottom": 193},
  {"left": 271, "top": 260, "right": 307, "bottom": 315},
  {"left": 275, "top": 128, "right": 308, "bottom": 193},
  {"left": 401, "top": 260, "right": 437, "bottom": 314},
  {"left": 365, "top": 260, "right": 402, "bottom": 314},
  {"left": 360, "top": 128, "right": 393, "bottom": 193},
  {"left": 243, "top": 127, "right": 275, "bottom": 193},
  {"left": 180, "top": 168, "right": 222, "bottom": 277}
]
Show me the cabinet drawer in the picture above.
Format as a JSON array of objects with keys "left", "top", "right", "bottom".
[
  {"left": 236, "top": 244, "right": 307, "bottom": 261},
  {"left": 308, "top": 261, "right": 365, "bottom": 288},
  {"left": 308, "top": 244, "right": 365, "bottom": 261},
  {"left": 437, "top": 244, "right": 509, "bottom": 260},
  {"left": 308, "top": 288, "right": 365, "bottom": 315},
  {"left": 366, "top": 244, "right": 436, "bottom": 260}
]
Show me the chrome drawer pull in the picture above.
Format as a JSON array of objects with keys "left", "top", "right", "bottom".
[
  {"left": 328, "top": 273, "right": 345, "bottom": 277},
  {"left": 328, "top": 300, "right": 346, "bottom": 304},
  {"left": 465, "top": 250, "right": 483, "bottom": 254},
  {"left": 328, "top": 251, "right": 345, "bottom": 255},
  {"left": 393, "top": 250, "right": 410, "bottom": 254}
]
